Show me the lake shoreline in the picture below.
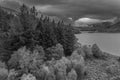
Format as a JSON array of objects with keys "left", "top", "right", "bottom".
[
  {"left": 76, "top": 33, "right": 120, "bottom": 57},
  {"left": 79, "top": 31, "right": 120, "bottom": 34},
  {"left": 75, "top": 43, "right": 120, "bottom": 80}
]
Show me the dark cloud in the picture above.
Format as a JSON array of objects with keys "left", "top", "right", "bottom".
[
  {"left": 1, "top": 0, "right": 120, "bottom": 19},
  {"left": 20, "top": 0, "right": 64, "bottom": 5},
  {"left": 0, "top": 0, "right": 21, "bottom": 10}
]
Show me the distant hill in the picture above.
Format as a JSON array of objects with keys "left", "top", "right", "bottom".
[
  {"left": 89, "top": 17, "right": 120, "bottom": 32},
  {"left": 72, "top": 17, "right": 120, "bottom": 33},
  {"left": 73, "top": 17, "right": 118, "bottom": 27}
]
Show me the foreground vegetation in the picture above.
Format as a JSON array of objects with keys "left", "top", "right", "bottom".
[{"left": 0, "top": 4, "right": 120, "bottom": 80}]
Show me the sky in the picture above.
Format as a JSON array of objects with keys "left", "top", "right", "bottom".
[{"left": 0, "top": 0, "right": 120, "bottom": 20}]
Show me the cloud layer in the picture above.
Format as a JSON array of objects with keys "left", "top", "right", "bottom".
[{"left": 1, "top": 0, "right": 120, "bottom": 19}]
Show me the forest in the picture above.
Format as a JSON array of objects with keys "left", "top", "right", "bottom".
[{"left": 0, "top": 4, "right": 80, "bottom": 80}]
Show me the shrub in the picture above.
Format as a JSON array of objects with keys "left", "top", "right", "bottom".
[
  {"left": 0, "top": 68, "right": 8, "bottom": 80},
  {"left": 70, "top": 52, "right": 85, "bottom": 80},
  {"left": 54, "top": 58, "right": 68, "bottom": 80},
  {"left": 72, "top": 48, "right": 85, "bottom": 59},
  {"left": 92, "top": 44, "right": 109, "bottom": 60},
  {"left": 73, "top": 42, "right": 81, "bottom": 50},
  {"left": 106, "top": 65, "right": 120, "bottom": 75},
  {"left": 31, "top": 64, "right": 56, "bottom": 80},
  {"left": 118, "top": 57, "right": 120, "bottom": 62},
  {"left": 21, "top": 73, "right": 36, "bottom": 80},
  {"left": 60, "top": 57, "right": 72, "bottom": 74},
  {"left": 92, "top": 44, "right": 103, "bottom": 59},
  {"left": 8, "top": 69, "right": 18, "bottom": 80},
  {"left": 8, "top": 46, "right": 45, "bottom": 72},
  {"left": 8, "top": 46, "right": 31, "bottom": 70},
  {"left": 8, "top": 52, "right": 21, "bottom": 69},
  {"left": 43, "top": 65, "right": 56, "bottom": 80},
  {"left": 29, "top": 46, "right": 45, "bottom": 70},
  {"left": 82, "top": 45, "right": 93, "bottom": 59},
  {"left": 67, "top": 69, "right": 77, "bottom": 80},
  {"left": 46, "top": 44, "right": 64, "bottom": 60},
  {"left": 33, "top": 45, "right": 45, "bottom": 60},
  {"left": 31, "top": 67, "right": 47, "bottom": 80},
  {"left": 0, "top": 61, "right": 6, "bottom": 68}
]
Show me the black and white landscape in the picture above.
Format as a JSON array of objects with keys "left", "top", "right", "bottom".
[{"left": 0, "top": 0, "right": 120, "bottom": 80}]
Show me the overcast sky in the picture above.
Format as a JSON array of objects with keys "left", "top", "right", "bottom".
[{"left": 0, "top": 0, "right": 120, "bottom": 19}]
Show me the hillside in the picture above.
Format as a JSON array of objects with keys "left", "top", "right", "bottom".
[
  {"left": 92, "top": 18, "right": 120, "bottom": 33},
  {"left": 73, "top": 17, "right": 120, "bottom": 33}
]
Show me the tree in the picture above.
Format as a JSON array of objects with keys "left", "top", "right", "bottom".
[
  {"left": 30, "top": 6, "right": 38, "bottom": 17},
  {"left": 56, "top": 22, "right": 75, "bottom": 56},
  {"left": 19, "top": 4, "right": 37, "bottom": 31},
  {"left": 0, "top": 7, "right": 11, "bottom": 32},
  {"left": 35, "top": 18, "right": 58, "bottom": 48}
]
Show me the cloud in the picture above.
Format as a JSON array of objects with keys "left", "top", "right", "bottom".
[
  {"left": 0, "top": 0, "right": 21, "bottom": 10},
  {"left": 1, "top": 0, "right": 120, "bottom": 19},
  {"left": 74, "top": 18, "right": 102, "bottom": 26},
  {"left": 36, "top": 5, "right": 65, "bottom": 13}
]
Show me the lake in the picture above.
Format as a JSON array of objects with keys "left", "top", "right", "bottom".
[{"left": 76, "top": 33, "right": 120, "bottom": 56}]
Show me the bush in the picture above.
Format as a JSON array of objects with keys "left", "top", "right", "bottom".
[
  {"left": 106, "top": 65, "right": 120, "bottom": 75},
  {"left": 8, "top": 69, "right": 18, "bottom": 80},
  {"left": 60, "top": 57, "right": 72, "bottom": 74},
  {"left": 0, "top": 68, "right": 8, "bottom": 80},
  {"left": 31, "top": 64, "right": 56, "bottom": 80},
  {"left": 31, "top": 67, "right": 47, "bottom": 80},
  {"left": 33, "top": 45, "right": 45, "bottom": 60},
  {"left": 43, "top": 65, "right": 56, "bottom": 80},
  {"left": 8, "top": 46, "right": 45, "bottom": 71},
  {"left": 67, "top": 69, "right": 77, "bottom": 80},
  {"left": 82, "top": 45, "right": 93, "bottom": 59},
  {"left": 92, "top": 44, "right": 109, "bottom": 60},
  {"left": 92, "top": 44, "right": 103, "bottom": 59},
  {"left": 8, "top": 46, "right": 31, "bottom": 70},
  {"left": 73, "top": 42, "right": 81, "bottom": 50},
  {"left": 54, "top": 58, "right": 67, "bottom": 80},
  {"left": 46, "top": 44, "right": 64, "bottom": 60},
  {"left": 72, "top": 48, "right": 85, "bottom": 59},
  {"left": 70, "top": 52, "right": 85, "bottom": 80},
  {"left": 8, "top": 52, "right": 21, "bottom": 69},
  {"left": 0, "top": 61, "right": 6, "bottom": 68},
  {"left": 21, "top": 73, "right": 36, "bottom": 80}
]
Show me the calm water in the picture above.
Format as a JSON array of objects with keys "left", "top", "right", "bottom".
[{"left": 76, "top": 33, "right": 120, "bottom": 56}]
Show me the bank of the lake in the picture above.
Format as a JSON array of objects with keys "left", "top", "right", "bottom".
[
  {"left": 76, "top": 33, "right": 120, "bottom": 56},
  {"left": 74, "top": 42, "right": 120, "bottom": 80}
]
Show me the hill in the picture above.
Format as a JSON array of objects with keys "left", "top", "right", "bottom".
[{"left": 73, "top": 17, "right": 120, "bottom": 33}]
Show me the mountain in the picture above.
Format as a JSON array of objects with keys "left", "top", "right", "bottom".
[{"left": 73, "top": 17, "right": 118, "bottom": 27}]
